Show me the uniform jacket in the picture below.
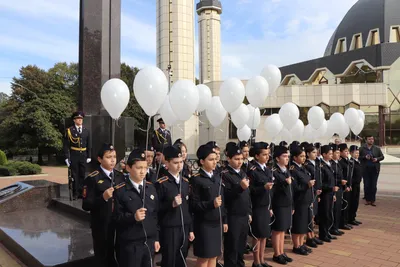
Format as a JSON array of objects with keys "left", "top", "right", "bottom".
[
  {"left": 63, "top": 125, "right": 91, "bottom": 160},
  {"left": 350, "top": 158, "right": 362, "bottom": 184},
  {"left": 113, "top": 179, "right": 159, "bottom": 243},
  {"left": 190, "top": 169, "right": 227, "bottom": 224},
  {"left": 221, "top": 166, "right": 252, "bottom": 217},
  {"left": 182, "top": 162, "right": 193, "bottom": 179},
  {"left": 82, "top": 168, "right": 126, "bottom": 236},
  {"left": 146, "top": 168, "right": 158, "bottom": 184},
  {"left": 155, "top": 172, "right": 192, "bottom": 229},
  {"left": 271, "top": 164, "right": 293, "bottom": 208},
  {"left": 290, "top": 163, "right": 313, "bottom": 205},
  {"left": 330, "top": 160, "right": 344, "bottom": 188},
  {"left": 247, "top": 162, "right": 273, "bottom": 208},
  {"left": 359, "top": 144, "right": 384, "bottom": 172},
  {"left": 241, "top": 160, "right": 253, "bottom": 173},
  {"left": 151, "top": 128, "right": 172, "bottom": 148},
  {"left": 304, "top": 159, "right": 322, "bottom": 191},
  {"left": 339, "top": 157, "right": 352, "bottom": 186},
  {"left": 320, "top": 160, "right": 335, "bottom": 193}
]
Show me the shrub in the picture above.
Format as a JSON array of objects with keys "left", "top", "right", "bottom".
[
  {"left": 0, "top": 150, "right": 7, "bottom": 165},
  {"left": 6, "top": 161, "right": 42, "bottom": 175},
  {"left": 0, "top": 166, "right": 17, "bottom": 176}
]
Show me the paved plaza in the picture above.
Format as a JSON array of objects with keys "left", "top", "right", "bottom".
[{"left": 1, "top": 164, "right": 399, "bottom": 267}]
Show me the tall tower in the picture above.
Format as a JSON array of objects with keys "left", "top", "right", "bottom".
[
  {"left": 196, "top": 0, "right": 222, "bottom": 84},
  {"left": 156, "top": 0, "right": 198, "bottom": 153}
]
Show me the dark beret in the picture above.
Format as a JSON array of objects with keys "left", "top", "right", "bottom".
[
  {"left": 197, "top": 144, "right": 217, "bottom": 160},
  {"left": 273, "top": 145, "right": 288, "bottom": 159},
  {"left": 321, "top": 145, "right": 332, "bottom": 155},
  {"left": 349, "top": 145, "right": 359, "bottom": 152},
  {"left": 338, "top": 143, "right": 348, "bottom": 151},
  {"left": 127, "top": 148, "right": 146, "bottom": 165},
  {"left": 157, "top": 118, "right": 165, "bottom": 123},
  {"left": 163, "top": 145, "right": 182, "bottom": 160},
  {"left": 206, "top": 141, "right": 219, "bottom": 148},
  {"left": 72, "top": 111, "right": 84, "bottom": 119},
  {"left": 225, "top": 142, "right": 241, "bottom": 158},
  {"left": 97, "top": 143, "right": 115, "bottom": 157}
]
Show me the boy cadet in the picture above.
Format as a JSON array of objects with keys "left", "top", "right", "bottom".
[
  {"left": 113, "top": 148, "right": 160, "bottom": 267},
  {"left": 330, "top": 144, "right": 345, "bottom": 237},
  {"left": 221, "top": 142, "right": 252, "bottom": 267},
  {"left": 348, "top": 145, "right": 363, "bottom": 225},
  {"left": 144, "top": 145, "right": 157, "bottom": 183},
  {"left": 155, "top": 145, "right": 194, "bottom": 267},
  {"left": 206, "top": 141, "right": 223, "bottom": 175},
  {"left": 82, "top": 144, "right": 126, "bottom": 267},
  {"left": 338, "top": 143, "right": 353, "bottom": 230}
]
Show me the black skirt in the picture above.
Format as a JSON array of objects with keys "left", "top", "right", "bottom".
[
  {"left": 193, "top": 221, "right": 222, "bottom": 258},
  {"left": 251, "top": 206, "right": 271, "bottom": 238},
  {"left": 292, "top": 203, "right": 311, "bottom": 234},
  {"left": 271, "top": 206, "right": 292, "bottom": 232}
]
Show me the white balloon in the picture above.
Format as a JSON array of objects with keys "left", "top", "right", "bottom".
[
  {"left": 231, "top": 104, "right": 249, "bottom": 129},
  {"left": 133, "top": 66, "right": 168, "bottom": 116},
  {"left": 291, "top": 119, "right": 305, "bottom": 139},
  {"left": 159, "top": 95, "right": 178, "bottom": 126},
  {"left": 358, "top": 109, "right": 365, "bottom": 122},
  {"left": 279, "top": 102, "right": 300, "bottom": 130},
  {"left": 338, "top": 123, "right": 350, "bottom": 140},
  {"left": 101, "top": 78, "right": 130, "bottom": 119},
  {"left": 303, "top": 124, "right": 316, "bottom": 142},
  {"left": 351, "top": 118, "right": 364, "bottom": 135},
  {"left": 314, "top": 119, "right": 328, "bottom": 139},
  {"left": 260, "top": 64, "right": 282, "bottom": 95},
  {"left": 169, "top": 80, "right": 199, "bottom": 121},
  {"left": 247, "top": 105, "right": 261, "bottom": 129},
  {"left": 344, "top": 108, "right": 360, "bottom": 127},
  {"left": 264, "top": 114, "right": 283, "bottom": 139},
  {"left": 219, "top": 77, "right": 245, "bottom": 113},
  {"left": 237, "top": 125, "right": 252, "bottom": 141},
  {"left": 196, "top": 84, "right": 212, "bottom": 112},
  {"left": 245, "top": 76, "right": 269, "bottom": 108},
  {"left": 324, "top": 119, "right": 334, "bottom": 139},
  {"left": 206, "top": 96, "right": 227, "bottom": 127},
  {"left": 308, "top": 106, "right": 325, "bottom": 130},
  {"left": 327, "top": 113, "right": 346, "bottom": 138},
  {"left": 278, "top": 128, "right": 292, "bottom": 143}
]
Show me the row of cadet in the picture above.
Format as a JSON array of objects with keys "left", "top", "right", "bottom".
[{"left": 81, "top": 139, "right": 363, "bottom": 267}]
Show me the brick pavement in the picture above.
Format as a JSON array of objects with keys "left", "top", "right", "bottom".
[{"left": 1, "top": 166, "right": 400, "bottom": 267}]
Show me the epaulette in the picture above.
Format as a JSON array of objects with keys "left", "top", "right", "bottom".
[
  {"left": 250, "top": 166, "right": 256, "bottom": 171},
  {"left": 193, "top": 173, "right": 200, "bottom": 177},
  {"left": 221, "top": 170, "right": 229, "bottom": 174},
  {"left": 183, "top": 177, "right": 189, "bottom": 183},
  {"left": 320, "top": 163, "right": 324, "bottom": 167},
  {"left": 271, "top": 167, "right": 277, "bottom": 171},
  {"left": 156, "top": 176, "right": 168, "bottom": 184},
  {"left": 289, "top": 166, "right": 295, "bottom": 170},
  {"left": 304, "top": 162, "right": 308, "bottom": 166},
  {"left": 146, "top": 181, "right": 153, "bottom": 185},
  {"left": 114, "top": 182, "right": 126, "bottom": 190},
  {"left": 88, "top": 170, "right": 99, "bottom": 177}
]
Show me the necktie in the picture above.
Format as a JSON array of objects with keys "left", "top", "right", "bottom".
[
  {"left": 78, "top": 127, "right": 82, "bottom": 133},
  {"left": 109, "top": 172, "right": 114, "bottom": 185},
  {"left": 138, "top": 184, "right": 143, "bottom": 199}
]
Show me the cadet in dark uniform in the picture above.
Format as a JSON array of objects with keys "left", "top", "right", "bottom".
[
  {"left": 247, "top": 142, "right": 273, "bottom": 267},
  {"left": 173, "top": 139, "right": 193, "bottom": 179},
  {"left": 330, "top": 144, "right": 346, "bottom": 235},
  {"left": 144, "top": 145, "right": 157, "bottom": 184},
  {"left": 152, "top": 118, "right": 172, "bottom": 149},
  {"left": 318, "top": 145, "right": 336, "bottom": 243},
  {"left": 221, "top": 142, "right": 251, "bottom": 267},
  {"left": 113, "top": 148, "right": 160, "bottom": 267},
  {"left": 155, "top": 145, "right": 194, "bottom": 267},
  {"left": 206, "top": 141, "right": 223, "bottom": 176},
  {"left": 348, "top": 145, "right": 363, "bottom": 225},
  {"left": 240, "top": 141, "right": 252, "bottom": 173},
  {"left": 82, "top": 144, "right": 125, "bottom": 267},
  {"left": 154, "top": 144, "right": 169, "bottom": 178},
  {"left": 304, "top": 145, "right": 323, "bottom": 248},
  {"left": 271, "top": 146, "right": 294, "bottom": 265},
  {"left": 290, "top": 146, "right": 313, "bottom": 256},
  {"left": 64, "top": 111, "right": 91, "bottom": 199},
  {"left": 190, "top": 144, "right": 227, "bottom": 267},
  {"left": 279, "top": 141, "right": 288, "bottom": 148},
  {"left": 338, "top": 143, "right": 352, "bottom": 230}
]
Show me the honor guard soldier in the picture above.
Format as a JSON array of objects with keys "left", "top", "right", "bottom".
[
  {"left": 221, "top": 142, "right": 252, "bottom": 267},
  {"left": 113, "top": 148, "right": 160, "bottom": 267},
  {"left": 155, "top": 145, "right": 194, "bottom": 267},
  {"left": 63, "top": 111, "right": 91, "bottom": 199},
  {"left": 82, "top": 144, "right": 126, "bottom": 267},
  {"left": 338, "top": 143, "right": 353, "bottom": 230},
  {"left": 152, "top": 118, "right": 172, "bottom": 149},
  {"left": 349, "top": 145, "right": 362, "bottom": 225},
  {"left": 318, "top": 145, "right": 336, "bottom": 242}
]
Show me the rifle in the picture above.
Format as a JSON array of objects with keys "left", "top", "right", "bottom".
[{"left": 68, "top": 166, "right": 74, "bottom": 201}]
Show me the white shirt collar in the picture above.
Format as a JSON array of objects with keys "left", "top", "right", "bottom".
[
  {"left": 228, "top": 165, "right": 241, "bottom": 173},
  {"left": 256, "top": 161, "right": 266, "bottom": 170},
  {"left": 169, "top": 172, "right": 180, "bottom": 184},
  {"left": 75, "top": 124, "right": 82, "bottom": 130},
  {"left": 202, "top": 168, "right": 213, "bottom": 178},
  {"left": 293, "top": 161, "right": 302, "bottom": 168},
  {"left": 100, "top": 166, "right": 112, "bottom": 180},
  {"left": 129, "top": 177, "right": 144, "bottom": 193},
  {"left": 278, "top": 164, "right": 287, "bottom": 173},
  {"left": 322, "top": 159, "right": 331, "bottom": 167},
  {"left": 309, "top": 160, "right": 315, "bottom": 166}
]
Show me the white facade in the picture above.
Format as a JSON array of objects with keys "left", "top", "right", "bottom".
[{"left": 156, "top": 0, "right": 199, "bottom": 153}]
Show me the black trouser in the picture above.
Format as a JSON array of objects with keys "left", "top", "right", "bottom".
[
  {"left": 333, "top": 189, "right": 343, "bottom": 231},
  {"left": 70, "top": 150, "right": 87, "bottom": 197},
  {"left": 340, "top": 190, "right": 351, "bottom": 227},
  {"left": 318, "top": 192, "right": 333, "bottom": 239},
  {"left": 118, "top": 240, "right": 154, "bottom": 267},
  {"left": 363, "top": 166, "right": 379, "bottom": 202},
  {"left": 160, "top": 225, "right": 189, "bottom": 267},
  {"left": 349, "top": 183, "right": 361, "bottom": 222},
  {"left": 224, "top": 215, "right": 248, "bottom": 267},
  {"left": 92, "top": 225, "right": 118, "bottom": 267}
]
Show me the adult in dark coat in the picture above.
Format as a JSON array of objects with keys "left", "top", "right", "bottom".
[
  {"left": 64, "top": 111, "right": 91, "bottom": 199},
  {"left": 151, "top": 118, "right": 172, "bottom": 149},
  {"left": 359, "top": 135, "right": 384, "bottom": 206}
]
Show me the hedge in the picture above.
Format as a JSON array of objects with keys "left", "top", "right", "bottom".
[
  {"left": 0, "top": 150, "right": 7, "bottom": 165},
  {"left": 0, "top": 161, "right": 42, "bottom": 176}
]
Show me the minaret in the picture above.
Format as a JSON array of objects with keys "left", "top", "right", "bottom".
[
  {"left": 156, "top": 0, "right": 198, "bottom": 153},
  {"left": 196, "top": 0, "right": 222, "bottom": 84}
]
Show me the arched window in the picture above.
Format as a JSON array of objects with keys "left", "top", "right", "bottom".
[
  {"left": 335, "top": 38, "right": 347, "bottom": 54},
  {"left": 366, "top": 29, "right": 380, "bottom": 46}
]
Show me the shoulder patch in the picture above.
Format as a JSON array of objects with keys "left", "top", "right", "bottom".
[
  {"left": 290, "top": 165, "right": 294, "bottom": 170},
  {"left": 193, "top": 173, "right": 200, "bottom": 177},
  {"left": 320, "top": 163, "right": 324, "bottom": 167},
  {"left": 250, "top": 166, "right": 256, "bottom": 171},
  {"left": 183, "top": 177, "right": 189, "bottom": 183},
  {"left": 304, "top": 162, "right": 308, "bottom": 166},
  {"left": 97, "top": 180, "right": 104, "bottom": 184},
  {"left": 221, "top": 170, "right": 229, "bottom": 174},
  {"left": 88, "top": 170, "right": 99, "bottom": 177},
  {"left": 271, "top": 167, "right": 277, "bottom": 171},
  {"left": 114, "top": 182, "right": 126, "bottom": 190},
  {"left": 156, "top": 176, "right": 168, "bottom": 184},
  {"left": 146, "top": 181, "right": 153, "bottom": 185}
]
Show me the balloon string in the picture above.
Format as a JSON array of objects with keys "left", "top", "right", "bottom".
[
  {"left": 111, "top": 119, "right": 116, "bottom": 146},
  {"left": 115, "top": 117, "right": 121, "bottom": 128}
]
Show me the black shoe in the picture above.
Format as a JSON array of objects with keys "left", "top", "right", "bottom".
[
  {"left": 320, "top": 237, "right": 331, "bottom": 242},
  {"left": 371, "top": 202, "right": 377, "bottom": 207},
  {"left": 261, "top": 262, "right": 272, "bottom": 267},
  {"left": 346, "top": 224, "right": 353, "bottom": 229},
  {"left": 301, "top": 245, "right": 312, "bottom": 253},
  {"left": 338, "top": 230, "right": 345, "bottom": 235},
  {"left": 252, "top": 263, "right": 262, "bottom": 267},
  {"left": 306, "top": 238, "right": 318, "bottom": 248},
  {"left": 282, "top": 253, "right": 293, "bottom": 262},
  {"left": 293, "top": 246, "right": 308, "bottom": 255},
  {"left": 314, "top": 237, "right": 324, "bottom": 245},
  {"left": 340, "top": 225, "right": 351, "bottom": 230},
  {"left": 328, "top": 234, "right": 337, "bottom": 240},
  {"left": 349, "top": 221, "right": 359, "bottom": 226},
  {"left": 330, "top": 230, "right": 342, "bottom": 236},
  {"left": 273, "top": 255, "right": 287, "bottom": 265},
  {"left": 355, "top": 220, "right": 362, "bottom": 224}
]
